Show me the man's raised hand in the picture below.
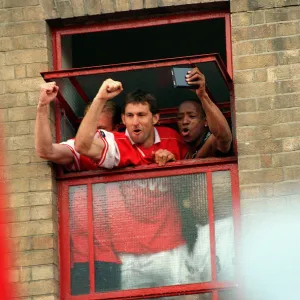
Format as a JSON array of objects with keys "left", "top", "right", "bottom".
[
  {"left": 38, "top": 82, "right": 59, "bottom": 107},
  {"left": 185, "top": 67, "right": 206, "bottom": 96},
  {"left": 95, "top": 78, "right": 123, "bottom": 102}
]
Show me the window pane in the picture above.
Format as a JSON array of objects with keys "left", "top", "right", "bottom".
[
  {"left": 218, "top": 289, "right": 237, "bottom": 300},
  {"left": 166, "top": 293, "right": 212, "bottom": 299},
  {"left": 92, "top": 173, "right": 209, "bottom": 292},
  {"left": 61, "top": 113, "right": 76, "bottom": 141},
  {"left": 55, "top": 77, "right": 86, "bottom": 117},
  {"left": 75, "top": 57, "right": 230, "bottom": 112},
  {"left": 69, "top": 18, "right": 226, "bottom": 68},
  {"left": 212, "top": 171, "right": 235, "bottom": 282},
  {"left": 69, "top": 185, "right": 89, "bottom": 295},
  {"left": 183, "top": 174, "right": 212, "bottom": 284},
  {"left": 92, "top": 183, "right": 121, "bottom": 292}
]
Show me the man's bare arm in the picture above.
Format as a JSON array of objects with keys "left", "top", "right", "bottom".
[
  {"left": 186, "top": 68, "right": 232, "bottom": 153},
  {"left": 35, "top": 82, "right": 74, "bottom": 165},
  {"left": 75, "top": 79, "right": 123, "bottom": 160}
]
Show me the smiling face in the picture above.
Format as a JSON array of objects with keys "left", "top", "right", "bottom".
[
  {"left": 122, "top": 102, "right": 159, "bottom": 148},
  {"left": 177, "top": 101, "right": 207, "bottom": 144}
]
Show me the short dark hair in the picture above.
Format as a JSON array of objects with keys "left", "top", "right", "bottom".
[
  {"left": 179, "top": 99, "right": 206, "bottom": 119},
  {"left": 123, "top": 89, "right": 158, "bottom": 115},
  {"left": 84, "top": 101, "right": 121, "bottom": 127}
]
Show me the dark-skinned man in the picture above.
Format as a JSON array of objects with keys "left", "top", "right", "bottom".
[{"left": 177, "top": 68, "right": 234, "bottom": 290}]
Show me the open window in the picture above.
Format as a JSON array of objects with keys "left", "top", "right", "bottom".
[
  {"left": 42, "top": 54, "right": 233, "bottom": 143},
  {"left": 47, "top": 11, "right": 239, "bottom": 300}
]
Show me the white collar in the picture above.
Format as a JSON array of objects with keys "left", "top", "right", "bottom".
[{"left": 125, "top": 127, "right": 161, "bottom": 145}]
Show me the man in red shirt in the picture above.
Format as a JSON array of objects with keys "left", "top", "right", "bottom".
[
  {"left": 75, "top": 79, "right": 190, "bottom": 290},
  {"left": 35, "top": 82, "right": 121, "bottom": 170},
  {"left": 75, "top": 79, "right": 187, "bottom": 167},
  {"left": 35, "top": 83, "right": 122, "bottom": 294}
]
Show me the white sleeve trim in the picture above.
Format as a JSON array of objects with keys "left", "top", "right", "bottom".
[
  {"left": 60, "top": 139, "right": 81, "bottom": 171},
  {"left": 95, "top": 130, "right": 120, "bottom": 169}
]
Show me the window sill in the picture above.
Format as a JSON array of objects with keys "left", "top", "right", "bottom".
[{"left": 57, "top": 156, "right": 237, "bottom": 180}]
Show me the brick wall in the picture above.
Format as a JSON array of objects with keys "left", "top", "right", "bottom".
[
  {"left": 231, "top": 1, "right": 300, "bottom": 298},
  {"left": 1, "top": 0, "right": 299, "bottom": 299},
  {"left": 232, "top": 1, "right": 300, "bottom": 215},
  {"left": 0, "top": 1, "right": 58, "bottom": 300},
  {"left": 40, "top": 0, "right": 226, "bottom": 19}
]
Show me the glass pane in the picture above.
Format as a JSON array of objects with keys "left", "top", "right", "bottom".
[
  {"left": 75, "top": 58, "right": 230, "bottom": 113},
  {"left": 68, "top": 18, "right": 227, "bottom": 67},
  {"left": 91, "top": 173, "right": 209, "bottom": 292},
  {"left": 166, "top": 293, "right": 212, "bottom": 300},
  {"left": 183, "top": 174, "right": 212, "bottom": 284},
  {"left": 212, "top": 171, "right": 235, "bottom": 282},
  {"left": 55, "top": 77, "right": 86, "bottom": 117},
  {"left": 219, "top": 289, "right": 237, "bottom": 300},
  {"left": 92, "top": 184, "right": 121, "bottom": 292},
  {"left": 69, "top": 185, "right": 89, "bottom": 295},
  {"left": 213, "top": 171, "right": 232, "bottom": 220},
  {"left": 61, "top": 113, "right": 76, "bottom": 141}
]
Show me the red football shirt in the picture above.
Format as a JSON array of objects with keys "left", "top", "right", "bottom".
[
  {"left": 96, "top": 127, "right": 187, "bottom": 168},
  {"left": 95, "top": 127, "right": 188, "bottom": 253},
  {"left": 61, "top": 139, "right": 98, "bottom": 171}
]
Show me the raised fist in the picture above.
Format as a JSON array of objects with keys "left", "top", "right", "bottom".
[
  {"left": 95, "top": 78, "right": 123, "bottom": 101},
  {"left": 38, "top": 82, "right": 59, "bottom": 106}
]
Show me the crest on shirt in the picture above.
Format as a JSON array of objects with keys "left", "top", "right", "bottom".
[{"left": 99, "top": 130, "right": 106, "bottom": 138}]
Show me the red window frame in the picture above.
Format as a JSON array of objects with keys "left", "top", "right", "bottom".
[
  {"left": 50, "top": 10, "right": 240, "bottom": 300},
  {"left": 59, "top": 160, "right": 241, "bottom": 300},
  {"left": 52, "top": 11, "right": 233, "bottom": 75},
  {"left": 43, "top": 53, "right": 233, "bottom": 148},
  {"left": 51, "top": 11, "right": 234, "bottom": 147}
]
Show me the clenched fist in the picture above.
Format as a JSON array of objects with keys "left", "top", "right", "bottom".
[
  {"left": 95, "top": 78, "right": 123, "bottom": 102},
  {"left": 38, "top": 82, "right": 59, "bottom": 107}
]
